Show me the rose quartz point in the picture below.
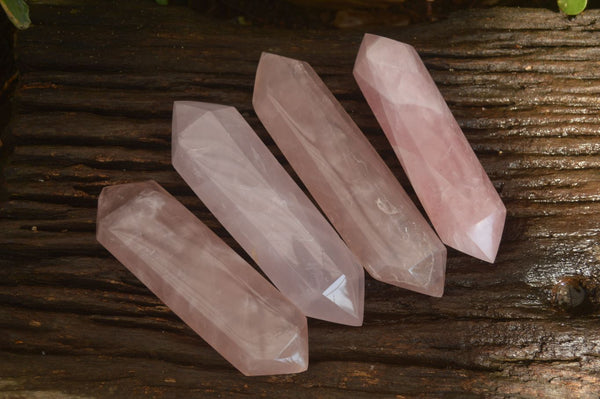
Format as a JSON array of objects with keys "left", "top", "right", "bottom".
[
  {"left": 354, "top": 34, "right": 507, "bottom": 263},
  {"left": 253, "top": 52, "right": 447, "bottom": 297},
  {"left": 172, "top": 102, "right": 364, "bottom": 325},
  {"left": 96, "top": 181, "right": 308, "bottom": 376}
]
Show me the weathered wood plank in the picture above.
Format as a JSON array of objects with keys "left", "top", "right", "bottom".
[{"left": 2, "top": 0, "right": 600, "bottom": 397}]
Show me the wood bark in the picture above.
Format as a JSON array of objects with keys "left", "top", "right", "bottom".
[{"left": 1, "top": 1, "right": 600, "bottom": 397}]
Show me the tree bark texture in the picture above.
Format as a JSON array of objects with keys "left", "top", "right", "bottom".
[{"left": 1, "top": 1, "right": 600, "bottom": 397}]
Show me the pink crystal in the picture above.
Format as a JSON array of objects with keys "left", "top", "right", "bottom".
[
  {"left": 253, "top": 52, "right": 447, "bottom": 297},
  {"left": 172, "top": 102, "right": 364, "bottom": 325},
  {"left": 354, "top": 34, "right": 506, "bottom": 263},
  {"left": 96, "top": 180, "right": 308, "bottom": 376}
]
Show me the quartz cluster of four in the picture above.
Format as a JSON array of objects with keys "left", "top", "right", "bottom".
[{"left": 96, "top": 33, "right": 506, "bottom": 377}]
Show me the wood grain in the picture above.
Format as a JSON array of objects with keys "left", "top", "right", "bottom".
[{"left": 1, "top": 1, "right": 600, "bottom": 397}]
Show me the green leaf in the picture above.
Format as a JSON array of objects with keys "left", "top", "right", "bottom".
[
  {"left": 0, "top": 0, "right": 31, "bottom": 30},
  {"left": 155, "top": 0, "right": 169, "bottom": 5},
  {"left": 557, "top": 0, "right": 587, "bottom": 16}
]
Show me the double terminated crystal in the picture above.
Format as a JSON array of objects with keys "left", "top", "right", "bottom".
[
  {"left": 254, "top": 53, "right": 446, "bottom": 297},
  {"left": 172, "top": 102, "right": 364, "bottom": 325},
  {"left": 96, "top": 181, "right": 308, "bottom": 376},
  {"left": 354, "top": 34, "right": 506, "bottom": 263}
]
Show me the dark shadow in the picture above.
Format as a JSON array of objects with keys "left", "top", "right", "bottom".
[{"left": 0, "top": 14, "right": 16, "bottom": 204}]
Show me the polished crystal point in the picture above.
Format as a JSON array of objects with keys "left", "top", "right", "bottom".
[
  {"left": 172, "top": 102, "right": 364, "bottom": 325},
  {"left": 253, "top": 52, "right": 446, "bottom": 297},
  {"left": 96, "top": 181, "right": 308, "bottom": 376},
  {"left": 354, "top": 34, "right": 506, "bottom": 263}
]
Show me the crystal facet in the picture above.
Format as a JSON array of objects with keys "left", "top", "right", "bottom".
[
  {"left": 354, "top": 34, "right": 506, "bottom": 263},
  {"left": 253, "top": 52, "right": 447, "bottom": 297},
  {"left": 172, "top": 102, "right": 364, "bottom": 325},
  {"left": 96, "top": 180, "right": 308, "bottom": 376}
]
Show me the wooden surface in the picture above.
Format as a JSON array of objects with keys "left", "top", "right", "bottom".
[{"left": 2, "top": 1, "right": 600, "bottom": 397}]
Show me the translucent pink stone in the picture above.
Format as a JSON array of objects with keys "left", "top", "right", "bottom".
[
  {"left": 96, "top": 180, "right": 308, "bottom": 376},
  {"left": 354, "top": 34, "right": 506, "bottom": 263},
  {"left": 253, "top": 52, "right": 447, "bottom": 297},
  {"left": 172, "top": 102, "right": 364, "bottom": 325}
]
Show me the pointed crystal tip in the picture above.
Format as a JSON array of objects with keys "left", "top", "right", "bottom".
[
  {"left": 373, "top": 244, "right": 447, "bottom": 297},
  {"left": 359, "top": 33, "right": 415, "bottom": 59},
  {"left": 354, "top": 34, "right": 416, "bottom": 85},
  {"left": 258, "top": 51, "right": 296, "bottom": 67},
  {"left": 458, "top": 205, "right": 506, "bottom": 263},
  {"left": 243, "top": 321, "right": 309, "bottom": 376},
  {"left": 317, "top": 272, "right": 364, "bottom": 326},
  {"left": 97, "top": 180, "right": 162, "bottom": 225},
  {"left": 172, "top": 101, "right": 234, "bottom": 139},
  {"left": 253, "top": 52, "right": 313, "bottom": 106}
]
